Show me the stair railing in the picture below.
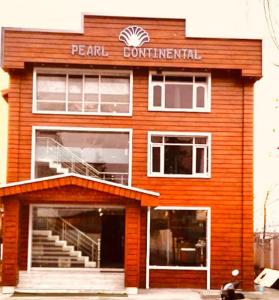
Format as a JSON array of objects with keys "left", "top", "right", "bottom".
[
  {"left": 47, "top": 217, "right": 101, "bottom": 268},
  {"left": 37, "top": 136, "right": 129, "bottom": 185},
  {"left": 38, "top": 136, "right": 101, "bottom": 178}
]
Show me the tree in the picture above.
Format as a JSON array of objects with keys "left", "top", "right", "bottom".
[{"left": 263, "top": 0, "right": 279, "bottom": 54}]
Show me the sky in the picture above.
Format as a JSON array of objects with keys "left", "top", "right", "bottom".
[{"left": 0, "top": 0, "right": 279, "bottom": 231}]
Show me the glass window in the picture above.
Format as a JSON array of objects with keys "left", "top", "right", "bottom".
[
  {"left": 153, "top": 85, "right": 162, "bottom": 107},
  {"left": 149, "top": 133, "right": 210, "bottom": 177},
  {"left": 34, "top": 69, "right": 132, "bottom": 115},
  {"left": 32, "top": 206, "right": 125, "bottom": 269},
  {"left": 37, "top": 74, "right": 66, "bottom": 101},
  {"left": 149, "top": 73, "right": 210, "bottom": 111},
  {"left": 152, "top": 147, "right": 161, "bottom": 173},
  {"left": 35, "top": 129, "right": 130, "bottom": 185},
  {"left": 164, "top": 145, "right": 192, "bottom": 174},
  {"left": 165, "top": 84, "right": 193, "bottom": 109},
  {"left": 150, "top": 208, "right": 208, "bottom": 267}
]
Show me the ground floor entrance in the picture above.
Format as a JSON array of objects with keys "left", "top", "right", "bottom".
[
  {"left": 0, "top": 175, "right": 161, "bottom": 293},
  {"left": 31, "top": 206, "right": 125, "bottom": 270}
]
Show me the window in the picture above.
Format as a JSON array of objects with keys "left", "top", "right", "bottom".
[
  {"left": 148, "top": 132, "right": 210, "bottom": 178},
  {"left": 34, "top": 68, "right": 132, "bottom": 115},
  {"left": 149, "top": 72, "right": 211, "bottom": 111},
  {"left": 34, "top": 128, "right": 131, "bottom": 185},
  {"left": 150, "top": 208, "right": 209, "bottom": 267},
  {"left": 31, "top": 206, "right": 125, "bottom": 269}
]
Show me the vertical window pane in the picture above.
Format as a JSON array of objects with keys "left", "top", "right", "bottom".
[
  {"left": 84, "top": 76, "right": 98, "bottom": 101},
  {"left": 150, "top": 209, "right": 207, "bottom": 267},
  {"left": 196, "top": 148, "right": 205, "bottom": 173},
  {"left": 68, "top": 75, "right": 83, "bottom": 101},
  {"left": 153, "top": 85, "right": 162, "bottom": 107},
  {"left": 100, "top": 77, "right": 130, "bottom": 113},
  {"left": 152, "top": 147, "right": 161, "bottom": 172},
  {"left": 165, "top": 84, "right": 193, "bottom": 109},
  {"left": 196, "top": 86, "right": 205, "bottom": 108},
  {"left": 68, "top": 75, "right": 83, "bottom": 112},
  {"left": 84, "top": 76, "right": 99, "bottom": 112},
  {"left": 164, "top": 145, "right": 192, "bottom": 174},
  {"left": 37, "top": 74, "right": 66, "bottom": 100}
]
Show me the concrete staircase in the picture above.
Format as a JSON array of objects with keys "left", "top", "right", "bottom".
[
  {"left": 16, "top": 270, "right": 125, "bottom": 293},
  {"left": 32, "top": 230, "right": 96, "bottom": 268}
]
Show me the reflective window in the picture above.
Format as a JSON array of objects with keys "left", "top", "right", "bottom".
[
  {"left": 150, "top": 208, "right": 208, "bottom": 267},
  {"left": 34, "top": 69, "right": 132, "bottom": 115},
  {"left": 35, "top": 129, "right": 130, "bottom": 185}
]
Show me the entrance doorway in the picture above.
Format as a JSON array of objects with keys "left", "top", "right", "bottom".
[
  {"left": 31, "top": 206, "right": 125, "bottom": 269},
  {"left": 101, "top": 214, "right": 125, "bottom": 268}
]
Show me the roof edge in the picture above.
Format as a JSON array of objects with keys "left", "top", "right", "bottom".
[{"left": 0, "top": 173, "right": 160, "bottom": 197}]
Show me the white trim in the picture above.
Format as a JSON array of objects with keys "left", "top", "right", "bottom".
[
  {"left": 149, "top": 266, "right": 208, "bottom": 271},
  {"left": 30, "top": 126, "right": 36, "bottom": 180},
  {"left": 32, "top": 67, "right": 133, "bottom": 116},
  {"left": 28, "top": 204, "right": 33, "bottom": 273},
  {"left": 1, "top": 173, "right": 160, "bottom": 197},
  {"left": 154, "top": 206, "right": 211, "bottom": 210},
  {"left": 206, "top": 207, "right": 211, "bottom": 290},
  {"left": 147, "top": 131, "right": 211, "bottom": 178},
  {"left": 30, "top": 267, "right": 124, "bottom": 271},
  {"left": 30, "top": 126, "right": 135, "bottom": 188},
  {"left": 146, "top": 206, "right": 211, "bottom": 289},
  {"left": 27, "top": 205, "right": 33, "bottom": 271},
  {"left": 33, "top": 203, "right": 126, "bottom": 209},
  {"left": 148, "top": 71, "right": 211, "bottom": 112},
  {"left": 146, "top": 207, "right": 151, "bottom": 289}
]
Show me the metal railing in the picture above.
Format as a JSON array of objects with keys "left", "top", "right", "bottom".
[
  {"left": 37, "top": 136, "right": 128, "bottom": 184},
  {"left": 47, "top": 217, "right": 101, "bottom": 268},
  {"left": 38, "top": 136, "right": 100, "bottom": 178}
]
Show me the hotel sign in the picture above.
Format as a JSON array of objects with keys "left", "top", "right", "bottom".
[{"left": 71, "top": 25, "right": 202, "bottom": 60}]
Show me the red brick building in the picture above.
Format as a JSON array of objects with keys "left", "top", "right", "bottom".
[{"left": 0, "top": 15, "right": 261, "bottom": 293}]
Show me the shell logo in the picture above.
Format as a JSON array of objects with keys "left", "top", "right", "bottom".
[{"left": 119, "top": 26, "right": 150, "bottom": 47}]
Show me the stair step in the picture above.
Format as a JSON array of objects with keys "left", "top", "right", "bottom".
[
  {"left": 33, "top": 245, "right": 67, "bottom": 249},
  {"left": 32, "top": 257, "right": 81, "bottom": 262},
  {"left": 32, "top": 252, "right": 72, "bottom": 257},
  {"left": 31, "top": 230, "right": 97, "bottom": 269},
  {"left": 33, "top": 230, "right": 52, "bottom": 236},
  {"left": 17, "top": 270, "right": 125, "bottom": 292},
  {"left": 32, "top": 262, "right": 85, "bottom": 268}
]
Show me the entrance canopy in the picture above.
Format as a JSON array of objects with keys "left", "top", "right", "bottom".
[{"left": 0, "top": 173, "right": 160, "bottom": 206}]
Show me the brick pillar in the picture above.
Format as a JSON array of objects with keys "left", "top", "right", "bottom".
[
  {"left": 124, "top": 201, "right": 141, "bottom": 293},
  {"left": 19, "top": 205, "right": 29, "bottom": 270},
  {"left": 2, "top": 198, "right": 20, "bottom": 286}
]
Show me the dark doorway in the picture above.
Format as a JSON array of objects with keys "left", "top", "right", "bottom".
[{"left": 100, "top": 213, "right": 125, "bottom": 268}]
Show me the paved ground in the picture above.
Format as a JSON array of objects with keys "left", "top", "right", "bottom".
[{"left": 0, "top": 287, "right": 278, "bottom": 300}]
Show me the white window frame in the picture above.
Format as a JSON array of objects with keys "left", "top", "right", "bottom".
[
  {"left": 31, "top": 126, "right": 133, "bottom": 186},
  {"left": 33, "top": 67, "right": 133, "bottom": 116},
  {"left": 148, "top": 71, "right": 211, "bottom": 112},
  {"left": 147, "top": 131, "right": 211, "bottom": 178},
  {"left": 146, "top": 206, "right": 211, "bottom": 289}
]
